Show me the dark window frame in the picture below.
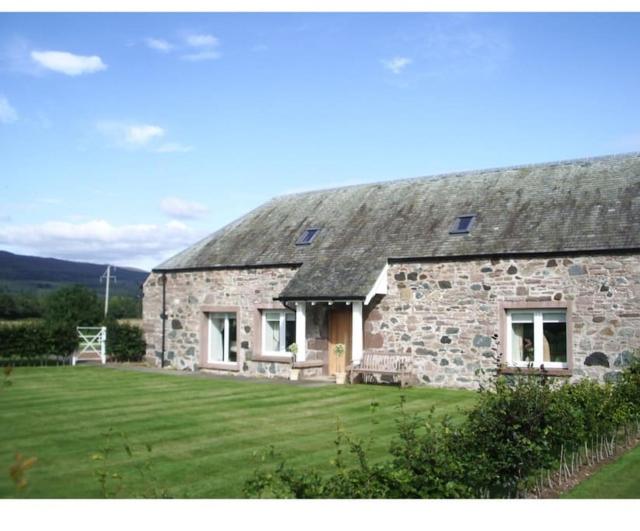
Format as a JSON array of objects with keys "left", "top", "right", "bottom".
[
  {"left": 449, "top": 214, "right": 477, "bottom": 234},
  {"left": 296, "top": 227, "right": 321, "bottom": 246}
]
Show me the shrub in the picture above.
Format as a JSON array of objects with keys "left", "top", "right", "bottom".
[
  {"left": 105, "top": 320, "right": 146, "bottom": 362},
  {"left": 0, "top": 321, "right": 78, "bottom": 363},
  {"left": 245, "top": 358, "right": 640, "bottom": 499}
]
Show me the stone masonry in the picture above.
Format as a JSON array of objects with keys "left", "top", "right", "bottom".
[
  {"left": 364, "top": 254, "right": 640, "bottom": 388},
  {"left": 143, "top": 266, "right": 325, "bottom": 378},
  {"left": 143, "top": 253, "right": 640, "bottom": 388}
]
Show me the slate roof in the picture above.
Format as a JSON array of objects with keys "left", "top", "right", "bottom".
[{"left": 155, "top": 152, "right": 640, "bottom": 299}]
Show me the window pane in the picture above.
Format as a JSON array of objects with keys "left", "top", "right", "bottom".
[
  {"left": 285, "top": 319, "right": 296, "bottom": 352},
  {"left": 457, "top": 216, "right": 473, "bottom": 231},
  {"left": 265, "top": 319, "right": 281, "bottom": 352},
  {"left": 543, "top": 321, "right": 567, "bottom": 363},
  {"left": 511, "top": 322, "right": 535, "bottom": 363},
  {"left": 228, "top": 317, "right": 237, "bottom": 362},
  {"left": 511, "top": 312, "right": 534, "bottom": 323},
  {"left": 543, "top": 312, "right": 566, "bottom": 323},
  {"left": 209, "top": 317, "right": 225, "bottom": 362}
]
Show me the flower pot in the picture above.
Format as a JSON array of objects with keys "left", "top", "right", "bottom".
[
  {"left": 289, "top": 368, "right": 300, "bottom": 381},
  {"left": 335, "top": 372, "right": 346, "bottom": 385}
]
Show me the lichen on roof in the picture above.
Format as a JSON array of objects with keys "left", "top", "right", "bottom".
[{"left": 155, "top": 152, "right": 640, "bottom": 299}]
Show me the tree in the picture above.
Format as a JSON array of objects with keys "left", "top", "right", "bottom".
[{"left": 43, "top": 285, "right": 102, "bottom": 327}]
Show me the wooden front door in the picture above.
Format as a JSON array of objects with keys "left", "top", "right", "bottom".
[{"left": 328, "top": 307, "right": 352, "bottom": 375}]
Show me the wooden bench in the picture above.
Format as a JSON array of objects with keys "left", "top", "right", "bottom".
[{"left": 348, "top": 354, "right": 414, "bottom": 387}]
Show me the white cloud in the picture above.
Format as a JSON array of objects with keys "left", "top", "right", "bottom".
[
  {"left": 0, "top": 219, "right": 201, "bottom": 268},
  {"left": 160, "top": 197, "right": 208, "bottom": 220},
  {"left": 154, "top": 142, "right": 194, "bottom": 153},
  {"left": 30, "top": 50, "right": 107, "bottom": 76},
  {"left": 125, "top": 124, "right": 165, "bottom": 145},
  {"left": 382, "top": 57, "right": 412, "bottom": 75},
  {"left": 97, "top": 121, "right": 170, "bottom": 149},
  {"left": 145, "top": 38, "right": 173, "bottom": 52},
  {"left": 0, "top": 95, "right": 18, "bottom": 124},
  {"left": 185, "top": 34, "right": 219, "bottom": 48},
  {"left": 181, "top": 33, "right": 221, "bottom": 61}
]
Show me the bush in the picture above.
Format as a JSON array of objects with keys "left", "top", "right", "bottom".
[
  {"left": 245, "top": 358, "right": 640, "bottom": 499},
  {"left": 105, "top": 320, "right": 146, "bottom": 362},
  {"left": 0, "top": 321, "right": 78, "bottom": 363}
]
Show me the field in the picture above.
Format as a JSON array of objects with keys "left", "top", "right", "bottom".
[{"left": 0, "top": 366, "right": 475, "bottom": 498}]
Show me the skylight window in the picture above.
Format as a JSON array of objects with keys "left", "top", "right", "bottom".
[
  {"left": 450, "top": 215, "right": 476, "bottom": 234},
  {"left": 296, "top": 228, "right": 320, "bottom": 245}
]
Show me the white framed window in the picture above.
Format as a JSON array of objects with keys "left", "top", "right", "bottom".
[
  {"left": 208, "top": 312, "right": 237, "bottom": 363},
  {"left": 262, "top": 310, "right": 296, "bottom": 355},
  {"left": 505, "top": 309, "right": 568, "bottom": 369}
]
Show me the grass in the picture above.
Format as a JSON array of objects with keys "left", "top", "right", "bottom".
[
  {"left": 563, "top": 444, "right": 640, "bottom": 499},
  {"left": 0, "top": 366, "right": 476, "bottom": 498}
]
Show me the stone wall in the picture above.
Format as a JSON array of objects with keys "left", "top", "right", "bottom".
[
  {"left": 364, "top": 254, "right": 640, "bottom": 388},
  {"left": 143, "top": 253, "right": 640, "bottom": 388},
  {"left": 144, "top": 267, "right": 301, "bottom": 376}
]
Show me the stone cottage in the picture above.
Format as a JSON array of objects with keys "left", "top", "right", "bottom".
[{"left": 143, "top": 152, "right": 640, "bottom": 388}]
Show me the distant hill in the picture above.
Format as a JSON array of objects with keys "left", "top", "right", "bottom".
[{"left": 0, "top": 250, "right": 149, "bottom": 297}]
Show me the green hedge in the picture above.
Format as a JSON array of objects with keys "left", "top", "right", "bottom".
[
  {"left": 0, "top": 322, "right": 78, "bottom": 364},
  {"left": 245, "top": 355, "right": 640, "bottom": 498},
  {"left": 105, "top": 321, "right": 146, "bottom": 362}
]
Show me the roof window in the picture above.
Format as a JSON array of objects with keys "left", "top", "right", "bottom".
[
  {"left": 296, "top": 228, "right": 320, "bottom": 245},
  {"left": 450, "top": 215, "right": 476, "bottom": 234}
]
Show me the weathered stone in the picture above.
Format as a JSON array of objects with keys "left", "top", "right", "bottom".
[
  {"left": 592, "top": 316, "right": 605, "bottom": 323},
  {"left": 401, "top": 333, "right": 411, "bottom": 341},
  {"left": 553, "top": 292, "right": 563, "bottom": 301},
  {"left": 569, "top": 264, "right": 587, "bottom": 276},
  {"left": 446, "top": 327, "right": 459, "bottom": 334},
  {"left": 394, "top": 272, "right": 406, "bottom": 281},
  {"left": 480, "top": 266, "right": 493, "bottom": 273},
  {"left": 416, "top": 348, "right": 438, "bottom": 357},
  {"left": 516, "top": 286, "right": 528, "bottom": 296},
  {"left": 244, "top": 325, "right": 252, "bottom": 333},
  {"left": 470, "top": 283, "right": 482, "bottom": 291},
  {"left": 507, "top": 265, "right": 518, "bottom": 275},
  {"left": 453, "top": 357, "right": 464, "bottom": 366},
  {"left": 440, "top": 336, "right": 451, "bottom": 344},
  {"left": 171, "top": 319, "right": 183, "bottom": 330},
  {"left": 440, "top": 358, "right": 449, "bottom": 366},
  {"left": 546, "top": 259, "right": 557, "bottom": 267},
  {"left": 473, "top": 334, "right": 492, "bottom": 348},
  {"left": 241, "top": 341, "right": 249, "bottom": 349},
  {"left": 407, "top": 272, "right": 418, "bottom": 281},
  {"left": 614, "top": 350, "right": 633, "bottom": 367},
  {"left": 438, "top": 280, "right": 452, "bottom": 289},
  {"left": 584, "top": 352, "right": 609, "bottom": 367}
]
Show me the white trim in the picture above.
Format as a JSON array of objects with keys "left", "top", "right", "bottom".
[
  {"left": 295, "top": 302, "right": 306, "bottom": 361},
  {"left": 208, "top": 312, "right": 236, "bottom": 363},
  {"left": 506, "top": 309, "right": 568, "bottom": 369},
  {"left": 352, "top": 300, "right": 363, "bottom": 364},
  {"left": 261, "top": 309, "right": 296, "bottom": 357},
  {"left": 365, "top": 264, "right": 388, "bottom": 305}
]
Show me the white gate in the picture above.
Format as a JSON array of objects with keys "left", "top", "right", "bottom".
[{"left": 73, "top": 326, "right": 107, "bottom": 365}]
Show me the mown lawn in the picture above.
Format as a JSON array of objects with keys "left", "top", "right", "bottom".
[
  {"left": 563, "top": 444, "right": 640, "bottom": 499},
  {"left": 0, "top": 366, "right": 476, "bottom": 498}
]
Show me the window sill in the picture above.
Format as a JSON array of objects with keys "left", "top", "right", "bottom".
[
  {"left": 499, "top": 366, "right": 572, "bottom": 377},
  {"left": 251, "top": 355, "right": 293, "bottom": 364},
  {"left": 201, "top": 362, "right": 241, "bottom": 372}
]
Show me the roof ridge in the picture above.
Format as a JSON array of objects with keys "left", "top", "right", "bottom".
[{"left": 274, "top": 151, "right": 640, "bottom": 200}]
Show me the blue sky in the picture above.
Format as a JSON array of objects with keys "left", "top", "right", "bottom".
[{"left": 1, "top": 12, "right": 639, "bottom": 270}]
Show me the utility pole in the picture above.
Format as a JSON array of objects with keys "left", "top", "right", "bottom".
[{"left": 100, "top": 265, "right": 117, "bottom": 318}]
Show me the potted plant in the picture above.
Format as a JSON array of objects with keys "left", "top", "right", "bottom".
[
  {"left": 288, "top": 343, "right": 300, "bottom": 381},
  {"left": 334, "top": 343, "right": 346, "bottom": 384}
]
